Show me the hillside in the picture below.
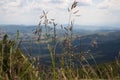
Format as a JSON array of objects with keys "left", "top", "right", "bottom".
[{"left": 1, "top": 25, "right": 120, "bottom": 65}]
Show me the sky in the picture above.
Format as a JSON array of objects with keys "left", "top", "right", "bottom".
[{"left": 0, "top": 0, "right": 120, "bottom": 26}]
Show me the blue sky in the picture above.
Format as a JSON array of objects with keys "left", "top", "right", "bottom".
[{"left": 0, "top": 0, "right": 120, "bottom": 26}]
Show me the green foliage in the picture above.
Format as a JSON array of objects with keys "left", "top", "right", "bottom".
[{"left": 0, "top": 34, "right": 40, "bottom": 80}]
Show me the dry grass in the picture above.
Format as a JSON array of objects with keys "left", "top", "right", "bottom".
[{"left": 0, "top": 0, "right": 120, "bottom": 80}]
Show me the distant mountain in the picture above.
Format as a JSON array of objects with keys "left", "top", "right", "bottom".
[
  {"left": 20, "top": 29, "right": 120, "bottom": 64},
  {"left": 74, "top": 30, "right": 120, "bottom": 64},
  {"left": 0, "top": 25, "right": 35, "bottom": 40},
  {"left": 0, "top": 25, "right": 120, "bottom": 64}
]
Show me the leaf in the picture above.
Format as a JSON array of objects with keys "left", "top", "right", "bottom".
[
  {"left": 43, "top": 10, "right": 48, "bottom": 17},
  {"left": 68, "top": 8, "right": 70, "bottom": 12},
  {"left": 43, "top": 10, "right": 46, "bottom": 15},
  {"left": 73, "top": 10, "right": 79, "bottom": 14},
  {"left": 61, "top": 25, "right": 63, "bottom": 29},
  {"left": 65, "top": 32, "right": 68, "bottom": 35},
  {"left": 71, "top": 1, "right": 78, "bottom": 9},
  {"left": 75, "top": 15, "right": 81, "bottom": 17},
  {"left": 40, "top": 15, "right": 44, "bottom": 19},
  {"left": 51, "top": 19, "right": 55, "bottom": 21},
  {"left": 69, "top": 26, "right": 72, "bottom": 31},
  {"left": 53, "top": 22, "right": 57, "bottom": 27},
  {"left": 64, "top": 27, "right": 68, "bottom": 31}
]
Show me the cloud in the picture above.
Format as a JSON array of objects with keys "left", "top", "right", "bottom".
[
  {"left": 0, "top": 0, "right": 93, "bottom": 14},
  {"left": 0, "top": 0, "right": 120, "bottom": 25},
  {"left": 96, "top": 0, "right": 120, "bottom": 9},
  {"left": 78, "top": 0, "right": 93, "bottom": 6},
  {"left": 96, "top": 0, "right": 120, "bottom": 17},
  {"left": 0, "top": 0, "right": 26, "bottom": 14}
]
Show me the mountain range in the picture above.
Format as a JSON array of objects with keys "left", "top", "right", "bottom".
[{"left": 0, "top": 25, "right": 120, "bottom": 65}]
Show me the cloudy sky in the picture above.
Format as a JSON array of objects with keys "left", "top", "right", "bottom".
[{"left": 0, "top": 0, "right": 120, "bottom": 26}]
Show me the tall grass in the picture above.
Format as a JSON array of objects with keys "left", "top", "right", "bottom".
[
  {"left": 33, "top": 0, "right": 120, "bottom": 80},
  {"left": 0, "top": 33, "right": 40, "bottom": 80},
  {"left": 0, "top": 0, "right": 120, "bottom": 80}
]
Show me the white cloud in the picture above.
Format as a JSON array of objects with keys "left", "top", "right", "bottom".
[
  {"left": 95, "top": 0, "right": 120, "bottom": 20},
  {"left": 0, "top": 0, "right": 93, "bottom": 14},
  {"left": 79, "top": 0, "right": 93, "bottom": 6},
  {"left": 96, "top": 0, "right": 120, "bottom": 9},
  {"left": 0, "top": 0, "right": 120, "bottom": 26}
]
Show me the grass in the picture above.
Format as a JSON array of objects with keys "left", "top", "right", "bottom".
[
  {"left": 0, "top": 0, "right": 120, "bottom": 80},
  {"left": 0, "top": 34, "right": 40, "bottom": 80}
]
